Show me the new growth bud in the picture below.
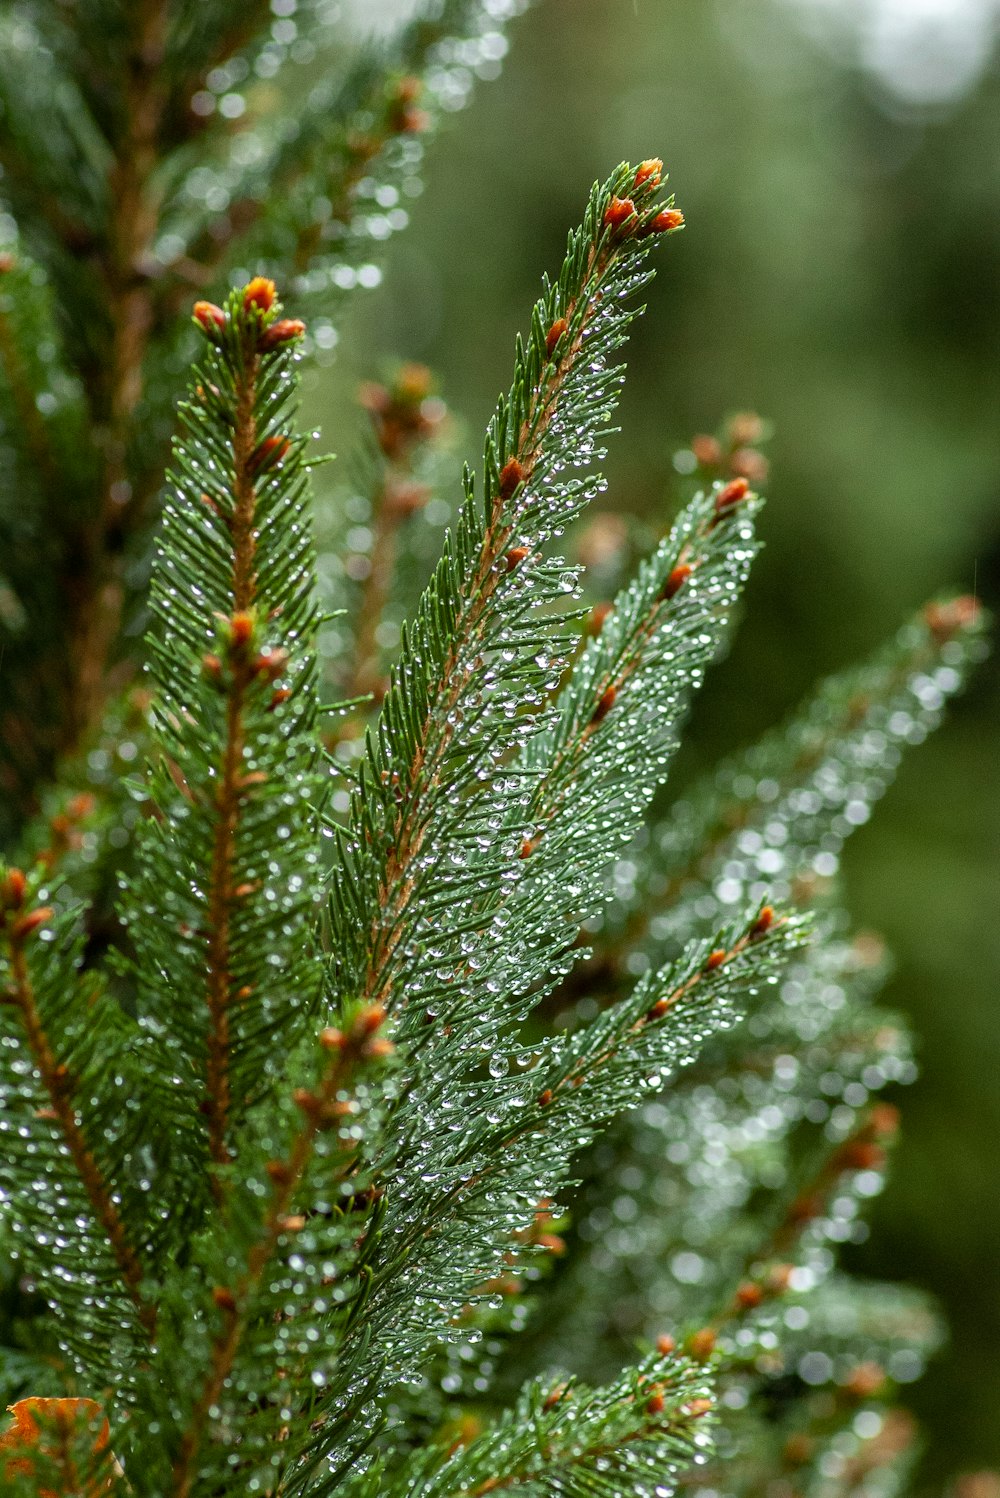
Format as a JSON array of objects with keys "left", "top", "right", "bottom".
[
  {"left": 259, "top": 318, "right": 306, "bottom": 352},
  {"left": 603, "top": 196, "right": 637, "bottom": 231},
  {"left": 243, "top": 277, "right": 276, "bottom": 313},
  {"left": 193, "top": 301, "right": 226, "bottom": 336}
]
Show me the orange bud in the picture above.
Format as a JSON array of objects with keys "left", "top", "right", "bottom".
[
  {"left": 924, "top": 595, "right": 980, "bottom": 640},
  {"left": 202, "top": 653, "right": 224, "bottom": 685},
  {"left": 0, "top": 1397, "right": 110, "bottom": 1495},
  {"left": 686, "top": 1328, "right": 716, "bottom": 1361},
  {"left": 840, "top": 1139, "right": 886, "bottom": 1171},
  {"left": 519, "top": 837, "right": 539, "bottom": 859},
  {"left": 251, "top": 647, "right": 289, "bottom": 681},
  {"left": 869, "top": 1102, "right": 901, "bottom": 1139},
  {"left": 662, "top": 563, "right": 692, "bottom": 601},
  {"left": 750, "top": 905, "right": 774, "bottom": 938},
  {"left": 269, "top": 687, "right": 292, "bottom": 711},
  {"left": 279, "top": 1214, "right": 306, "bottom": 1233},
  {"left": 634, "top": 158, "right": 663, "bottom": 188},
  {"left": 684, "top": 1398, "right": 713, "bottom": 1418},
  {"left": 542, "top": 1382, "right": 568, "bottom": 1412},
  {"left": 639, "top": 208, "right": 684, "bottom": 237},
  {"left": 318, "top": 1027, "right": 345, "bottom": 1052},
  {"left": 843, "top": 1361, "right": 887, "bottom": 1399},
  {"left": 646, "top": 1388, "right": 666, "bottom": 1415},
  {"left": 229, "top": 612, "right": 254, "bottom": 649},
  {"left": 728, "top": 411, "right": 766, "bottom": 447},
  {"left": 545, "top": 317, "right": 568, "bottom": 357},
  {"left": 705, "top": 949, "right": 727, "bottom": 970},
  {"left": 193, "top": 300, "right": 226, "bottom": 333},
  {"left": 590, "top": 684, "right": 617, "bottom": 725},
  {"left": 735, "top": 1281, "right": 763, "bottom": 1310},
  {"left": 0, "top": 253, "right": 15, "bottom": 274},
  {"left": 243, "top": 277, "right": 276, "bottom": 313},
  {"left": 364, "top": 1036, "right": 395, "bottom": 1060},
  {"left": 499, "top": 457, "right": 525, "bottom": 500},
  {"left": 714, "top": 476, "right": 750, "bottom": 516},
  {"left": 603, "top": 196, "right": 636, "bottom": 230},
  {"left": 656, "top": 1334, "right": 676, "bottom": 1356},
  {"left": 247, "top": 434, "right": 291, "bottom": 475},
  {"left": 2, "top": 868, "right": 26, "bottom": 910},
  {"left": 537, "top": 1088, "right": 553, "bottom": 1108},
  {"left": 505, "top": 546, "right": 530, "bottom": 572},
  {"left": 691, "top": 433, "right": 723, "bottom": 468},
  {"left": 537, "top": 1232, "right": 566, "bottom": 1255},
  {"left": 646, "top": 996, "right": 672, "bottom": 1021},
  {"left": 354, "top": 1004, "right": 386, "bottom": 1038},
  {"left": 259, "top": 317, "right": 306, "bottom": 352},
  {"left": 212, "top": 1285, "right": 238, "bottom": 1313},
  {"left": 765, "top": 1263, "right": 794, "bottom": 1294},
  {"left": 11, "top": 907, "right": 54, "bottom": 939},
  {"left": 266, "top": 1160, "right": 292, "bottom": 1186}
]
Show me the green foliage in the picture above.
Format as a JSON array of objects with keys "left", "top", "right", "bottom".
[{"left": 0, "top": 4, "right": 988, "bottom": 1497}]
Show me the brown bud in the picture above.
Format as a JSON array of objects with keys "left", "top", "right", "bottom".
[
  {"left": 266, "top": 1160, "right": 292, "bottom": 1185},
  {"left": 247, "top": 434, "right": 291, "bottom": 475},
  {"left": 634, "top": 158, "right": 663, "bottom": 188},
  {"left": 662, "top": 564, "right": 692, "bottom": 601},
  {"left": 537, "top": 1088, "right": 553, "bottom": 1108},
  {"left": 729, "top": 446, "right": 769, "bottom": 484},
  {"left": 364, "top": 1036, "right": 395, "bottom": 1060},
  {"left": 765, "top": 1263, "right": 794, "bottom": 1295},
  {"left": 212, "top": 1285, "right": 238, "bottom": 1314},
  {"left": 259, "top": 317, "right": 306, "bottom": 352},
  {"left": 705, "top": 948, "right": 727, "bottom": 971},
  {"left": 590, "top": 685, "right": 617, "bottom": 725},
  {"left": 789, "top": 1192, "right": 824, "bottom": 1225},
  {"left": 545, "top": 317, "right": 568, "bottom": 357},
  {"left": 537, "top": 1232, "right": 566, "bottom": 1255},
  {"left": 656, "top": 1334, "right": 676, "bottom": 1356},
  {"left": 714, "top": 476, "right": 750, "bottom": 516},
  {"left": 750, "top": 905, "right": 774, "bottom": 938},
  {"left": 519, "top": 836, "right": 539, "bottom": 859},
  {"left": 66, "top": 794, "right": 95, "bottom": 821},
  {"left": 783, "top": 1434, "right": 815, "bottom": 1467},
  {"left": 0, "top": 253, "right": 15, "bottom": 274},
  {"left": 686, "top": 1328, "right": 716, "bottom": 1361},
  {"left": 202, "top": 653, "right": 224, "bottom": 686},
  {"left": 639, "top": 208, "right": 684, "bottom": 237},
  {"left": 499, "top": 457, "right": 525, "bottom": 500},
  {"left": 542, "top": 1382, "right": 569, "bottom": 1412},
  {"left": 319, "top": 1027, "right": 345, "bottom": 1052},
  {"left": 505, "top": 547, "right": 530, "bottom": 573},
  {"left": 232, "top": 882, "right": 259, "bottom": 899},
  {"left": 727, "top": 411, "right": 765, "bottom": 447},
  {"left": 11, "top": 907, "right": 54, "bottom": 939},
  {"left": 603, "top": 196, "right": 637, "bottom": 231},
  {"left": 2, "top": 868, "right": 26, "bottom": 911},
  {"left": 646, "top": 1388, "right": 666, "bottom": 1415},
  {"left": 646, "top": 996, "right": 672, "bottom": 1021},
  {"left": 353, "top": 1004, "right": 386, "bottom": 1039},
  {"left": 193, "top": 300, "right": 226, "bottom": 334},
  {"left": 243, "top": 277, "right": 276, "bottom": 313},
  {"left": 395, "top": 105, "right": 430, "bottom": 133},
  {"left": 251, "top": 647, "right": 290, "bottom": 681},
  {"left": 278, "top": 1214, "right": 306, "bottom": 1233},
  {"left": 691, "top": 433, "right": 723, "bottom": 468},
  {"left": 269, "top": 687, "right": 292, "bottom": 711},
  {"left": 735, "top": 1281, "right": 764, "bottom": 1310}
]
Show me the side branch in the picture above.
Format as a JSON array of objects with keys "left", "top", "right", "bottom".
[{"left": 2, "top": 904, "right": 155, "bottom": 1337}]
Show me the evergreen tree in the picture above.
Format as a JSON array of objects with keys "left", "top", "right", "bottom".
[{"left": 0, "top": 4, "right": 987, "bottom": 1495}]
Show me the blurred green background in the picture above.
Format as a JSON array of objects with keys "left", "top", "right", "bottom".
[{"left": 311, "top": 0, "right": 1000, "bottom": 1476}]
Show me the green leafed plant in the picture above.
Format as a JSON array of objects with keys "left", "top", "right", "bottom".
[{"left": 0, "top": 5, "right": 987, "bottom": 1497}]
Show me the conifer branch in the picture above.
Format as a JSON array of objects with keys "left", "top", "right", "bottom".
[{"left": 0, "top": 891, "right": 154, "bottom": 1338}]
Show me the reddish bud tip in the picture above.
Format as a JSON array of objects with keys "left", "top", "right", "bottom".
[
  {"left": 318, "top": 1027, "right": 345, "bottom": 1052},
  {"left": 841, "top": 1140, "right": 886, "bottom": 1171},
  {"left": 750, "top": 905, "right": 774, "bottom": 938},
  {"left": 869, "top": 1102, "right": 901, "bottom": 1139},
  {"left": 0, "top": 253, "right": 16, "bottom": 274},
  {"left": 269, "top": 686, "right": 292, "bottom": 711},
  {"left": 843, "top": 1362, "right": 886, "bottom": 1399},
  {"left": 259, "top": 317, "right": 306, "bottom": 352},
  {"left": 193, "top": 300, "right": 226, "bottom": 334},
  {"left": 646, "top": 996, "right": 672, "bottom": 1021},
  {"left": 212, "top": 1285, "right": 237, "bottom": 1313},
  {"left": 11, "top": 907, "right": 54, "bottom": 939},
  {"left": 542, "top": 1383, "right": 568, "bottom": 1412},
  {"left": 656, "top": 1334, "right": 676, "bottom": 1356},
  {"left": 396, "top": 105, "right": 430, "bottom": 133},
  {"left": 229, "top": 612, "right": 255, "bottom": 649},
  {"left": 519, "top": 837, "right": 539, "bottom": 859},
  {"left": 266, "top": 1160, "right": 292, "bottom": 1185},
  {"left": 662, "top": 563, "right": 692, "bottom": 601},
  {"left": 590, "top": 684, "right": 617, "bottom": 725},
  {"left": 735, "top": 1281, "right": 764, "bottom": 1310},
  {"left": 202, "top": 652, "right": 223, "bottom": 684},
  {"left": 537, "top": 1088, "right": 553, "bottom": 1108},
  {"left": 278, "top": 1214, "right": 306, "bottom": 1233},
  {"left": 2, "top": 868, "right": 27, "bottom": 911},
  {"left": 545, "top": 317, "right": 568, "bottom": 358},
  {"left": 705, "top": 948, "right": 727, "bottom": 971},
  {"left": 646, "top": 1390, "right": 666, "bottom": 1415},
  {"left": 687, "top": 1328, "right": 717, "bottom": 1361},
  {"left": 353, "top": 1004, "right": 386, "bottom": 1040},
  {"left": 714, "top": 477, "right": 750, "bottom": 515},
  {"left": 603, "top": 196, "right": 637, "bottom": 231},
  {"left": 499, "top": 457, "right": 526, "bottom": 500},
  {"left": 505, "top": 546, "right": 530, "bottom": 573},
  {"left": 635, "top": 158, "right": 663, "bottom": 188},
  {"left": 248, "top": 434, "right": 291, "bottom": 475},
  {"left": 251, "top": 647, "right": 290, "bottom": 681},
  {"left": 243, "top": 276, "right": 277, "bottom": 313}
]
